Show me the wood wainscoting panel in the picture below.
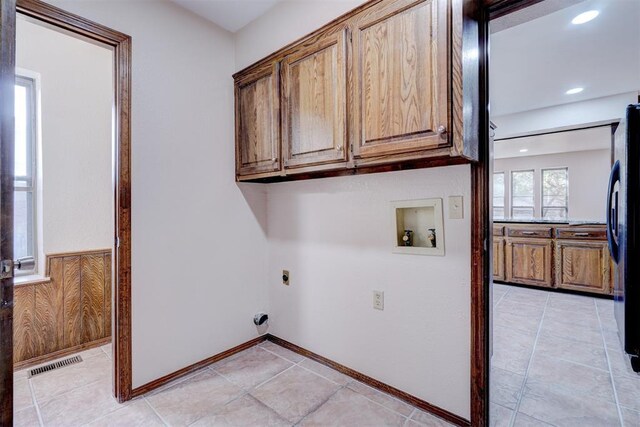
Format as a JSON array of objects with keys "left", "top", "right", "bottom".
[
  {"left": 13, "top": 285, "right": 36, "bottom": 362},
  {"left": 104, "top": 254, "right": 112, "bottom": 337},
  {"left": 81, "top": 254, "right": 106, "bottom": 342},
  {"left": 34, "top": 279, "right": 64, "bottom": 355},
  {"left": 12, "top": 249, "right": 112, "bottom": 366},
  {"left": 62, "top": 256, "right": 82, "bottom": 348}
]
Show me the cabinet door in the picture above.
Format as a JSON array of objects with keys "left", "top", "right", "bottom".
[
  {"left": 493, "top": 237, "right": 505, "bottom": 282},
  {"left": 350, "top": 0, "right": 449, "bottom": 159},
  {"left": 555, "top": 240, "right": 612, "bottom": 295},
  {"left": 282, "top": 30, "right": 348, "bottom": 169},
  {"left": 235, "top": 63, "right": 280, "bottom": 177},
  {"left": 505, "top": 238, "right": 554, "bottom": 288}
]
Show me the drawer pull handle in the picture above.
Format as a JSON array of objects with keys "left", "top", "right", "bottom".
[
  {"left": 522, "top": 231, "right": 536, "bottom": 235},
  {"left": 574, "top": 232, "right": 590, "bottom": 237}
]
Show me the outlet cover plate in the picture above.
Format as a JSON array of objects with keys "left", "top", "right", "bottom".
[
  {"left": 373, "top": 291, "right": 384, "bottom": 310},
  {"left": 449, "top": 196, "right": 463, "bottom": 219}
]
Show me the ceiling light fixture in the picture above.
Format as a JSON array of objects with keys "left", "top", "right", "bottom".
[
  {"left": 571, "top": 10, "right": 599, "bottom": 25},
  {"left": 519, "top": 149, "right": 529, "bottom": 153},
  {"left": 566, "top": 87, "right": 584, "bottom": 95}
]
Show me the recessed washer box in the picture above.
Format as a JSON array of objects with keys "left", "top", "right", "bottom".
[{"left": 391, "top": 198, "right": 445, "bottom": 256}]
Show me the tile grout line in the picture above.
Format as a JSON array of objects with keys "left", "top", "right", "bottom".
[
  {"left": 293, "top": 384, "right": 346, "bottom": 427},
  {"left": 28, "top": 378, "right": 45, "bottom": 427},
  {"left": 508, "top": 291, "right": 551, "bottom": 427},
  {"left": 257, "top": 343, "right": 417, "bottom": 422},
  {"left": 403, "top": 408, "right": 417, "bottom": 426},
  {"left": 595, "top": 299, "right": 625, "bottom": 426},
  {"left": 143, "top": 396, "right": 171, "bottom": 427}
]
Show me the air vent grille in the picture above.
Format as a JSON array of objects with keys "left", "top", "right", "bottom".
[{"left": 28, "top": 355, "right": 83, "bottom": 378}]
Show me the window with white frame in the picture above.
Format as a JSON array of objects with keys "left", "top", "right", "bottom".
[
  {"left": 511, "top": 170, "right": 534, "bottom": 219},
  {"left": 493, "top": 172, "right": 505, "bottom": 219},
  {"left": 542, "top": 168, "right": 569, "bottom": 220},
  {"left": 14, "top": 76, "right": 37, "bottom": 273}
]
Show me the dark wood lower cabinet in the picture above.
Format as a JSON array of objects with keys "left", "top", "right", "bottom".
[
  {"left": 555, "top": 240, "right": 612, "bottom": 295},
  {"left": 495, "top": 223, "right": 613, "bottom": 296},
  {"left": 13, "top": 249, "right": 112, "bottom": 367},
  {"left": 505, "top": 237, "right": 554, "bottom": 288}
]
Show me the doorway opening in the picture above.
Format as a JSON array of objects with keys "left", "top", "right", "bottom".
[
  {"left": 12, "top": 13, "right": 115, "bottom": 424},
  {"left": 1, "top": 1, "right": 131, "bottom": 424},
  {"left": 487, "top": 1, "right": 640, "bottom": 425}
]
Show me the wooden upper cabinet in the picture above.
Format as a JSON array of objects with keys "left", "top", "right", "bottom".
[
  {"left": 235, "top": 63, "right": 281, "bottom": 177},
  {"left": 233, "top": 0, "right": 466, "bottom": 182},
  {"left": 350, "top": 0, "right": 449, "bottom": 160},
  {"left": 281, "top": 29, "right": 348, "bottom": 170}
]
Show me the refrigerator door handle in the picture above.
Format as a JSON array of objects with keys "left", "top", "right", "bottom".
[{"left": 607, "top": 160, "right": 621, "bottom": 263}]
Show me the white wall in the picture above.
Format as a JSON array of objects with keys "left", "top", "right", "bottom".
[
  {"left": 234, "top": 0, "right": 365, "bottom": 70},
  {"left": 492, "top": 92, "right": 638, "bottom": 139},
  {"left": 236, "top": 2, "right": 471, "bottom": 418},
  {"left": 47, "top": 0, "right": 270, "bottom": 388},
  {"left": 16, "top": 18, "right": 113, "bottom": 273},
  {"left": 494, "top": 149, "right": 610, "bottom": 221},
  {"left": 267, "top": 168, "right": 471, "bottom": 417}
]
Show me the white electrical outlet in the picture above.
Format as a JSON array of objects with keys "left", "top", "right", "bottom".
[{"left": 373, "top": 291, "right": 384, "bottom": 310}]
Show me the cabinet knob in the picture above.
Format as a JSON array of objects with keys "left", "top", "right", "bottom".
[
  {"left": 336, "top": 145, "right": 343, "bottom": 151},
  {"left": 272, "top": 157, "right": 277, "bottom": 162},
  {"left": 437, "top": 125, "right": 447, "bottom": 135}
]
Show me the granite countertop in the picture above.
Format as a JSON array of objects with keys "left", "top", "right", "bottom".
[{"left": 494, "top": 218, "right": 606, "bottom": 226}]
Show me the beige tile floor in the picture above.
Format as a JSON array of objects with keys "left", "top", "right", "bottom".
[
  {"left": 491, "top": 283, "right": 640, "bottom": 427},
  {"left": 14, "top": 340, "right": 453, "bottom": 426}
]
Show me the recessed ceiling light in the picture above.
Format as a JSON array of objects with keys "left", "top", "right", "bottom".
[
  {"left": 572, "top": 10, "right": 599, "bottom": 25},
  {"left": 519, "top": 149, "right": 529, "bottom": 153},
  {"left": 565, "top": 87, "right": 584, "bottom": 95}
]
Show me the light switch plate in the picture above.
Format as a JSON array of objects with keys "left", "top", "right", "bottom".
[
  {"left": 449, "top": 196, "right": 463, "bottom": 219},
  {"left": 373, "top": 291, "right": 384, "bottom": 310}
]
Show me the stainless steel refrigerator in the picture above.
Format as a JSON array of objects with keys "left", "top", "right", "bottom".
[{"left": 608, "top": 103, "right": 640, "bottom": 372}]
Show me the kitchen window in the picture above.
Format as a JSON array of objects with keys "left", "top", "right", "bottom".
[
  {"left": 14, "top": 75, "right": 37, "bottom": 273},
  {"left": 511, "top": 170, "right": 534, "bottom": 219},
  {"left": 542, "top": 167, "right": 569, "bottom": 220},
  {"left": 493, "top": 172, "right": 505, "bottom": 219}
]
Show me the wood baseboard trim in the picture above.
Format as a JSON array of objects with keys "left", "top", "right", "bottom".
[
  {"left": 14, "top": 337, "right": 111, "bottom": 370},
  {"left": 266, "top": 334, "right": 470, "bottom": 427},
  {"left": 130, "top": 335, "right": 267, "bottom": 398}
]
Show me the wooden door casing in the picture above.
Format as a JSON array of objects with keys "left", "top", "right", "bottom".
[
  {"left": 492, "top": 237, "right": 505, "bottom": 282},
  {"left": 555, "top": 240, "right": 612, "bottom": 295},
  {"left": 282, "top": 29, "right": 348, "bottom": 169},
  {"left": 0, "top": 0, "right": 16, "bottom": 422},
  {"left": 505, "top": 238, "right": 554, "bottom": 288},
  {"left": 350, "top": 0, "right": 450, "bottom": 160},
  {"left": 235, "top": 62, "right": 281, "bottom": 177}
]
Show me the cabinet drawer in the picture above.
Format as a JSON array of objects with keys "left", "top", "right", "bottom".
[
  {"left": 493, "top": 225, "right": 505, "bottom": 237},
  {"left": 555, "top": 227, "right": 606, "bottom": 241},
  {"left": 507, "top": 227, "right": 553, "bottom": 239}
]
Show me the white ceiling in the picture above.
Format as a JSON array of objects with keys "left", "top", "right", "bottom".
[
  {"left": 490, "top": 0, "right": 640, "bottom": 117},
  {"left": 494, "top": 125, "right": 611, "bottom": 159},
  {"left": 170, "top": 0, "right": 282, "bottom": 32}
]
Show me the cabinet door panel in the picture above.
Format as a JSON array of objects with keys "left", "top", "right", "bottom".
[
  {"left": 236, "top": 64, "right": 280, "bottom": 176},
  {"left": 493, "top": 237, "right": 505, "bottom": 282},
  {"left": 351, "top": 0, "right": 449, "bottom": 158},
  {"left": 506, "top": 238, "right": 554, "bottom": 288},
  {"left": 283, "top": 31, "right": 347, "bottom": 168},
  {"left": 556, "top": 241, "right": 611, "bottom": 295}
]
